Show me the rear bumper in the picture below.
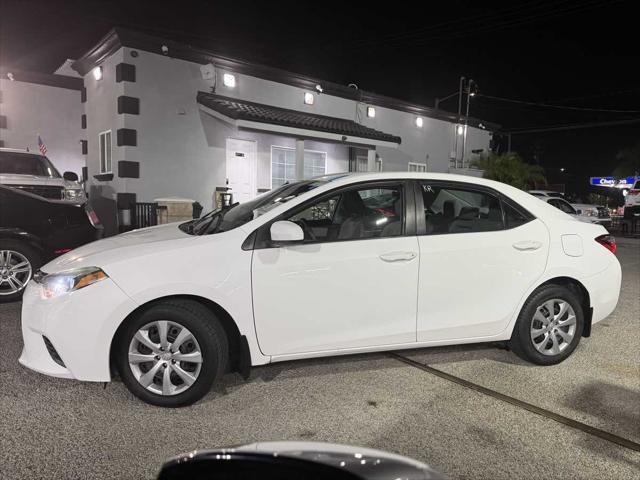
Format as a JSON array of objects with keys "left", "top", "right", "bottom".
[
  {"left": 582, "top": 257, "right": 622, "bottom": 325},
  {"left": 19, "top": 277, "right": 138, "bottom": 381}
]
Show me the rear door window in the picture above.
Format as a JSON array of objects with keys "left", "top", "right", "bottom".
[{"left": 419, "top": 183, "right": 504, "bottom": 234}]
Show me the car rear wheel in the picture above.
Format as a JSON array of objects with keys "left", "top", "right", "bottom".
[
  {"left": 0, "top": 240, "right": 41, "bottom": 302},
  {"left": 509, "top": 285, "right": 584, "bottom": 365},
  {"left": 114, "top": 300, "right": 228, "bottom": 407}
]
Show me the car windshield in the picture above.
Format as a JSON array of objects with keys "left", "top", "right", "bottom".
[
  {"left": 0, "top": 151, "right": 61, "bottom": 178},
  {"left": 183, "top": 177, "right": 339, "bottom": 235}
]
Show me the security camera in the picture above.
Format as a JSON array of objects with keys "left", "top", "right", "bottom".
[
  {"left": 200, "top": 63, "right": 216, "bottom": 80},
  {"left": 315, "top": 84, "right": 323, "bottom": 94},
  {"left": 161, "top": 45, "right": 169, "bottom": 55},
  {"left": 7, "top": 72, "right": 14, "bottom": 81}
]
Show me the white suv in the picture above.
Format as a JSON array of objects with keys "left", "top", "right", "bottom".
[
  {"left": 0, "top": 148, "right": 85, "bottom": 202},
  {"left": 624, "top": 179, "right": 640, "bottom": 217}
]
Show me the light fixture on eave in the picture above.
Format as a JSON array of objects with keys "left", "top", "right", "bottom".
[
  {"left": 366, "top": 106, "right": 376, "bottom": 118},
  {"left": 457, "top": 125, "right": 464, "bottom": 135},
  {"left": 92, "top": 66, "right": 103, "bottom": 81},
  {"left": 304, "top": 92, "right": 315, "bottom": 105},
  {"left": 223, "top": 73, "right": 236, "bottom": 88},
  {"left": 416, "top": 117, "right": 424, "bottom": 128}
]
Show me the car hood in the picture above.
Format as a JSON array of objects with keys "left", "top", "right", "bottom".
[
  {"left": 41, "top": 222, "right": 193, "bottom": 274},
  {"left": 0, "top": 173, "right": 76, "bottom": 187}
]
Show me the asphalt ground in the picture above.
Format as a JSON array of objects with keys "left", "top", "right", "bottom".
[{"left": 1, "top": 238, "right": 638, "bottom": 479}]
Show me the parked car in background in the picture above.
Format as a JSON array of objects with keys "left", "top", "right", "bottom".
[
  {"left": 20, "top": 173, "right": 621, "bottom": 407},
  {"left": 0, "top": 148, "right": 86, "bottom": 202},
  {"left": 532, "top": 194, "right": 611, "bottom": 230},
  {"left": 158, "top": 442, "right": 445, "bottom": 479},
  {"left": 623, "top": 178, "right": 640, "bottom": 217},
  {"left": 528, "top": 189, "right": 565, "bottom": 198},
  {"left": 570, "top": 203, "right": 612, "bottom": 229},
  {"left": 0, "top": 184, "right": 101, "bottom": 301}
]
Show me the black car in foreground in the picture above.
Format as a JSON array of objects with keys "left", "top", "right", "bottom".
[{"left": 0, "top": 184, "right": 102, "bottom": 302}]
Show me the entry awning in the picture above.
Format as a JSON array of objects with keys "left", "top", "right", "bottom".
[{"left": 197, "top": 92, "right": 401, "bottom": 148}]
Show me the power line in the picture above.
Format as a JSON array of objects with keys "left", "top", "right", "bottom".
[
  {"left": 344, "top": 0, "right": 619, "bottom": 51},
  {"left": 504, "top": 118, "right": 640, "bottom": 134},
  {"left": 477, "top": 93, "right": 640, "bottom": 113}
]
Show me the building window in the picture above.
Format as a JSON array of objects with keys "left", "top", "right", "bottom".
[
  {"left": 99, "top": 130, "right": 112, "bottom": 173},
  {"left": 271, "top": 146, "right": 326, "bottom": 188},
  {"left": 408, "top": 162, "right": 426, "bottom": 173}
]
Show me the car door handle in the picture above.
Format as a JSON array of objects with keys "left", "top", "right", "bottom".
[
  {"left": 512, "top": 240, "right": 542, "bottom": 251},
  {"left": 379, "top": 251, "right": 417, "bottom": 262}
]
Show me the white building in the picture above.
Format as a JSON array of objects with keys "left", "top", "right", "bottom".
[{"left": 2, "top": 28, "right": 497, "bottom": 234}]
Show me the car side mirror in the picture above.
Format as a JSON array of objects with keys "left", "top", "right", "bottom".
[
  {"left": 270, "top": 220, "right": 304, "bottom": 244},
  {"left": 63, "top": 171, "right": 79, "bottom": 182}
]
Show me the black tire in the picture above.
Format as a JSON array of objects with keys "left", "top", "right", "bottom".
[
  {"left": 509, "top": 284, "right": 584, "bottom": 365},
  {"left": 0, "top": 239, "right": 41, "bottom": 303},
  {"left": 114, "top": 299, "right": 228, "bottom": 407}
]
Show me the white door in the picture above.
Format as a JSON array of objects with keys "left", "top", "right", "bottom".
[
  {"left": 415, "top": 181, "right": 549, "bottom": 341},
  {"left": 226, "top": 138, "right": 257, "bottom": 204},
  {"left": 252, "top": 182, "right": 419, "bottom": 356}
]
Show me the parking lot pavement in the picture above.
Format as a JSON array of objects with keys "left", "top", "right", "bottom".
[{"left": 1, "top": 240, "right": 638, "bottom": 480}]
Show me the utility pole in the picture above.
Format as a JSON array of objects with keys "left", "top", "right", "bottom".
[
  {"left": 460, "top": 78, "right": 476, "bottom": 168},
  {"left": 454, "top": 76, "right": 465, "bottom": 168}
]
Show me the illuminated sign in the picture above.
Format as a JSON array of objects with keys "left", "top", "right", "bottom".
[{"left": 590, "top": 177, "right": 637, "bottom": 187}]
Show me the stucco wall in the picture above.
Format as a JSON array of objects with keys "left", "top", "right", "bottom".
[
  {"left": 82, "top": 45, "right": 490, "bottom": 214},
  {"left": 0, "top": 78, "right": 84, "bottom": 176}
]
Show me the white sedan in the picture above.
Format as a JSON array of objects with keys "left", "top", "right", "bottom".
[{"left": 20, "top": 173, "right": 622, "bottom": 407}]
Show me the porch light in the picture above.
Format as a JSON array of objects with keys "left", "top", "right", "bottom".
[
  {"left": 304, "top": 92, "right": 314, "bottom": 105},
  {"left": 416, "top": 117, "right": 423, "bottom": 128},
  {"left": 367, "top": 106, "right": 376, "bottom": 118},
  {"left": 92, "top": 66, "right": 103, "bottom": 81},
  {"left": 457, "top": 125, "right": 464, "bottom": 135},
  {"left": 223, "top": 73, "right": 236, "bottom": 88}
]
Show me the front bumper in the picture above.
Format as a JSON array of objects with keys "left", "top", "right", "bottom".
[{"left": 19, "top": 277, "right": 138, "bottom": 381}]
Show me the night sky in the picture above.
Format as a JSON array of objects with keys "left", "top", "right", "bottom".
[{"left": 1, "top": 0, "right": 638, "bottom": 189}]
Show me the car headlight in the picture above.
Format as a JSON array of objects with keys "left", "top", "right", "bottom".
[
  {"left": 35, "top": 267, "right": 108, "bottom": 299},
  {"left": 64, "top": 188, "right": 85, "bottom": 201}
]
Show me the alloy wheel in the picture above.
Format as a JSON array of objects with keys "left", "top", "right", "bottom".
[
  {"left": 530, "top": 298, "right": 577, "bottom": 356},
  {"left": 0, "top": 250, "right": 32, "bottom": 296},
  {"left": 128, "top": 320, "right": 203, "bottom": 396}
]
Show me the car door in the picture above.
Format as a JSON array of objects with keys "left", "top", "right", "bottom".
[
  {"left": 415, "top": 181, "right": 549, "bottom": 342},
  {"left": 251, "top": 181, "right": 419, "bottom": 356}
]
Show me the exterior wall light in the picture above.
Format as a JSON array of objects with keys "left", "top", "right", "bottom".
[
  {"left": 416, "top": 117, "right": 424, "bottom": 128},
  {"left": 366, "top": 106, "right": 376, "bottom": 118},
  {"left": 457, "top": 125, "right": 464, "bottom": 135},
  {"left": 304, "top": 92, "right": 315, "bottom": 105},
  {"left": 223, "top": 73, "right": 236, "bottom": 88},
  {"left": 92, "top": 66, "right": 103, "bottom": 81}
]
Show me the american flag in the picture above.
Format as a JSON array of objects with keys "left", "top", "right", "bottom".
[{"left": 37, "top": 135, "right": 47, "bottom": 156}]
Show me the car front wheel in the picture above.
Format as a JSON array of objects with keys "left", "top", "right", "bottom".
[
  {"left": 114, "top": 300, "right": 228, "bottom": 407},
  {"left": 0, "top": 240, "right": 40, "bottom": 302},
  {"left": 509, "top": 284, "right": 584, "bottom": 365}
]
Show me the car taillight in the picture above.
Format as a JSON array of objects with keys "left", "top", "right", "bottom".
[
  {"left": 85, "top": 206, "right": 101, "bottom": 227},
  {"left": 629, "top": 190, "right": 640, "bottom": 196},
  {"left": 595, "top": 234, "right": 616, "bottom": 255}
]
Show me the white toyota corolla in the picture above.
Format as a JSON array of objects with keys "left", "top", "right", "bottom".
[{"left": 20, "top": 173, "right": 621, "bottom": 407}]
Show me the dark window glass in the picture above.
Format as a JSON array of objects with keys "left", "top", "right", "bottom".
[
  {"left": 420, "top": 183, "right": 503, "bottom": 234},
  {"left": 0, "top": 152, "right": 61, "bottom": 178},
  {"left": 503, "top": 202, "right": 530, "bottom": 229},
  {"left": 285, "top": 185, "right": 404, "bottom": 242},
  {"left": 549, "top": 199, "right": 576, "bottom": 214}
]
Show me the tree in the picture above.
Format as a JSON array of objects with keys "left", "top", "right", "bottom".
[
  {"left": 612, "top": 143, "right": 640, "bottom": 178},
  {"left": 470, "top": 152, "right": 547, "bottom": 190}
]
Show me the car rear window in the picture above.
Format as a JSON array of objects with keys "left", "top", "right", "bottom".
[{"left": 0, "top": 151, "right": 61, "bottom": 178}]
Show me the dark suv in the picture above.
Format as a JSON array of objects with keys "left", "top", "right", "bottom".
[{"left": 0, "top": 184, "right": 102, "bottom": 301}]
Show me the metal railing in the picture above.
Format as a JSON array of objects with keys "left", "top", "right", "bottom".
[{"left": 132, "top": 202, "right": 160, "bottom": 229}]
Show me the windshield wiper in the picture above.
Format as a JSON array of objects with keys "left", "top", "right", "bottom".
[{"left": 207, "top": 202, "right": 239, "bottom": 234}]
